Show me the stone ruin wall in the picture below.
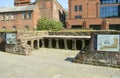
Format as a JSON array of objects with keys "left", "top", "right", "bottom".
[
  {"left": 0, "top": 33, "right": 5, "bottom": 51},
  {"left": 17, "top": 31, "right": 49, "bottom": 38},
  {"left": 48, "top": 31, "right": 91, "bottom": 36},
  {"left": 4, "top": 30, "right": 120, "bottom": 68},
  {"left": 5, "top": 31, "right": 91, "bottom": 55},
  {"left": 73, "top": 31, "right": 120, "bottom": 68},
  {"left": 5, "top": 31, "right": 49, "bottom": 55}
]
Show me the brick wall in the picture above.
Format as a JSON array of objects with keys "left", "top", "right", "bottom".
[
  {"left": 0, "top": 12, "right": 33, "bottom": 30},
  {"left": 0, "top": 5, "right": 40, "bottom": 30},
  {"left": 67, "top": 0, "right": 120, "bottom": 30},
  {"left": 14, "top": 0, "right": 30, "bottom": 6}
]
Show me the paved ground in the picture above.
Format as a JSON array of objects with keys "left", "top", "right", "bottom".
[{"left": 0, "top": 48, "right": 120, "bottom": 78}]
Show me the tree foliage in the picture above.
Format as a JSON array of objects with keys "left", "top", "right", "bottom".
[{"left": 36, "top": 17, "right": 63, "bottom": 31}]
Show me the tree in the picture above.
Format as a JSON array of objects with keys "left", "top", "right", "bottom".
[{"left": 36, "top": 17, "right": 63, "bottom": 31}]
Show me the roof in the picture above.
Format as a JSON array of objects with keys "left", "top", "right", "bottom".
[{"left": 0, "top": 5, "right": 36, "bottom": 13}]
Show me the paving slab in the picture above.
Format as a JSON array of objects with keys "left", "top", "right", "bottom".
[{"left": 0, "top": 48, "right": 120, "bottom": 78}]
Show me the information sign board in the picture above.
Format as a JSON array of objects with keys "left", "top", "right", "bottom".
[
  {"left": 97, "top": 35, "right": 119, "bottom": 52},
  {"left": 6, "top": 33, "right": 16, "bottom": 44}
]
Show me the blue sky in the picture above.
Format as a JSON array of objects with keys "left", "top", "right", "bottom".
[{"left": 0, "top": 0, "right": 68, "bottom": 9}]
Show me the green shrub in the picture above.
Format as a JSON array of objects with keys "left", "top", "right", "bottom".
[{"left": 36, "top": 17, "right": 63, "bottom": 31}]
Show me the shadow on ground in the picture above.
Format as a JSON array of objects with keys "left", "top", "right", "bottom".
[{"left": 65, "top": 57, "right": 74, "bottom": 62}]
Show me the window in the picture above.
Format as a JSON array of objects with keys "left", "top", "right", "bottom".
[
  {"left": 22, "top": 12, "right": 32, "bottom": 19},
  {"left": 75, "top": 15, "right": 82, "bottom": 19},
  {"left": 101, "top": 0, "right": 117, "bottom": 4},
  {"left": 25, "top": 26, "right": 29, "bottom": 31},
  {"left": 5, "top": 15, "right": 9, "bottom": 21},
  {"left": 113, "top": 7, "right": 118, "bottom": 12},
  {"left": 11, "top": 14, "right": 14, "bottom": 20},
  {"left": 2, "top": 26, "right": 6, "bottom": 31},
  {"left": 79, "top": 5, "right": 82, "bottom": 11},
  {"left": 1, "top": 14, "right": 5, "bottom": 21},
  {"left": 27, "top": 12, "right": 32, "bottom": 19},
  {"left": 22, "top": 12, "right": 27, "bottom": 19},
  {"left": 13, "top": 26, "right": 17, "bottom": 31},
  {"left": 103, "top": 8, "right": 107, "bottom": 12},
  {"left": 74, "top": 5, "right": 82, "bottom": 12},
  {"left": 100, "top": 6, "right": 119, "bottom": 18},
  {"left": 74, "top": 5, "right": 78, "bottom": 11},
  {"left": 118, "top": 0, "right": 120, "bottom": 3}
]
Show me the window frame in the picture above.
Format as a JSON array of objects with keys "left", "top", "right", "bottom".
[
  {"left": 2, "top": 26, "right": 6, "bottom": 31},
  {"left": 79, "top": 5, "right": 82, "bottom": 11},
  {"left": 25, "top": 26, "right": 29, "bottom": 31},
  {"left": 74, "top": 5, "right": 78, "bottom": 12},
  {"left": 1, "top": 14, "right": 5, "bottom": 21},
  {"left": 75, "top": 15, "right": 82, "bottom": 19},
  {"left": 27, "top": 12, "right": 32, "bottom": 19},
  {"left": 10, "top": 14, "right": 15, "bottom": 21},
  {"left": 5, "top": 14, "right": 9, "bottom": 21},
  {"left": 22, "top": 12, "right": 27, "bottom": 19},
  {"left": 13, "top": 26, "right": 17, "bottom": 31}
]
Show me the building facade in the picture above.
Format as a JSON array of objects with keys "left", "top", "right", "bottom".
[
  {"left": 0, "top": 5, "right": 40, "bottom": 30},
  {"left": 35, "top": 0, "right": 66, "bottom": 25},
  {"left": 66, "top": 0, "right": 120, "bottom": 30},
  {"left": 0, "top": 0, "right": 65, "bottom": 31}
]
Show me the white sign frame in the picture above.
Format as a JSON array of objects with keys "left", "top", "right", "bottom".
[
  {"left": 6, "top": 33, "right": 16, "bottom": 44},
  {"left": 97, "top": 35, "right": 119, "bottom": 52}
]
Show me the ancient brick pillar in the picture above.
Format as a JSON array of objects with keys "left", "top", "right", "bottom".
[
  {"left": 64, "top": 39, "right": 68, "bottom": 50},
  {"left": 48, "top": 39, "right": 52, "bottom": 48},
  {"left": 31, "top": 40, "right": 34, "bottom": 50},
  {"left": 72, "top": 39, "right": 76, "bottom": 50},
  {"left": 37, "top": 39, "right": 39, "bottom": 49},
  {"left": 55, "top": 39, "right": 59, "bottom": 49},
  {"left": 81, "top": 40, "right": 85, "bottom": 49},
  {"left": 41, "top": 39, "right": 45, "bottom": 48}
]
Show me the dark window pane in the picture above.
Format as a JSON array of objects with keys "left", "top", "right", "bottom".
[
  {"left": 79, "top": 5, "right": 82, "bottom": 11},
  {"left": 2, "top": 26, "right": 6, "bottom": 31},
  {"left": 74, "top": 5, "right": 78, "bottom": 11},
  {"left": 100, "top": 0, "right": 117, "bottom": 4},
  {"left": 22, "top": 12, "right": 27, "bottom": 19},
  {"left": 13, "top": 26, "right": 17, "bottom": 31},
  {"left": 28, "top": 12, "right": 32, "bottom": 19},
  {"left": 25, "top": 26, "right": 29, "bottom": 31},
  {"left": 118, "top": 0, "right": 120, "bottom": 3},
  {"left": 113, "top": 7, "right": 118, "bottom": 12},
  {"left": 100, "top": 5, "right": 119, "bottom": 18},
  {"left": 75, "top": 15, "right": 82, "bottom": 19}
]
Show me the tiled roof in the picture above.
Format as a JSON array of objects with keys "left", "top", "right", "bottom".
[{"left": 0, "top": 5, "right": 36, "bottom": 13}]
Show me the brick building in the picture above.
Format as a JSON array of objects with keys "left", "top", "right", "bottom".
[
  {"left": 35, "top": 0, "right": 65, "bottom": 23},
  {"left": 66, "top": 0, "right": 120, "bottom": 30},
  {"left": 14, "top": 0, "right": 30, "bottom": 6},
  {"left": 0, "top": 0, "right": 65, "bottom": 30},
  {"left": 0, "top": 5, "right": 40, "bottom": 30}
]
